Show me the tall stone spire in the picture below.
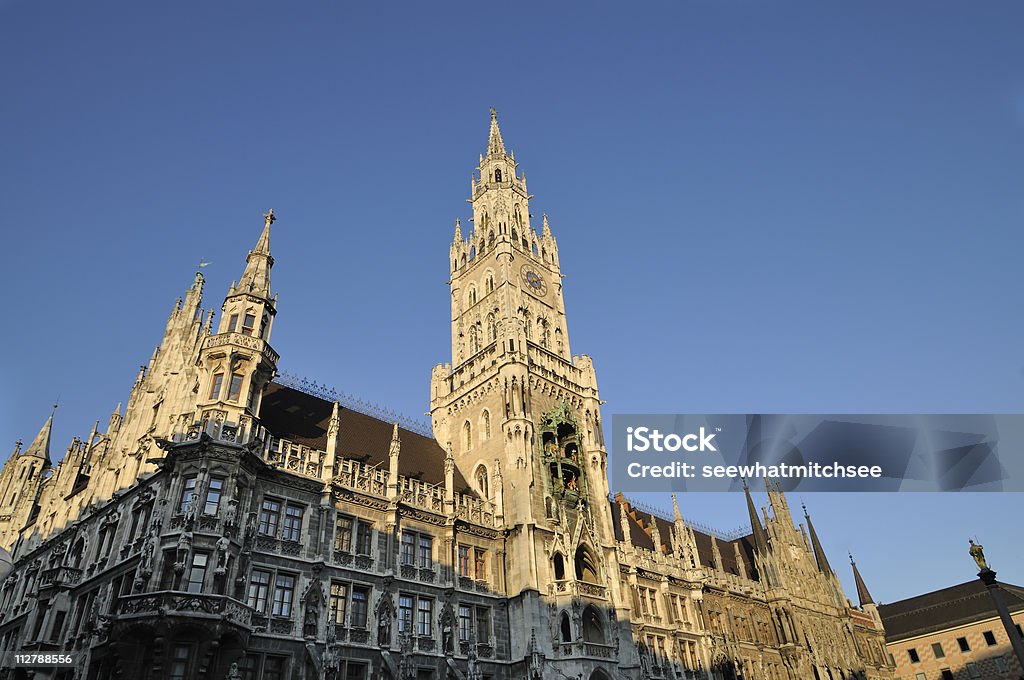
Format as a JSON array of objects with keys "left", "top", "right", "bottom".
[
  {"left": 803, "top": 503, "right": 833, "bottom": 575},
  {"left": 743, "top": 480, "right": 769, "bottom": 554},
  {"left": 487, "top": 107, "right": 506, "bottom": 157},
  {"left": 22, "top": 404, "right": 56, "bottom": 467},
  {"left": 850, "top": 553, "right": 874, "bottom": 606},
  {"left": 237, "top": 209, "right": 275, "bottom": 298}
]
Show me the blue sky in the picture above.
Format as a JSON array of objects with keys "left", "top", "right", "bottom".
[{"left": 2, "top": 1, "right": 1023, "bottom": 605}]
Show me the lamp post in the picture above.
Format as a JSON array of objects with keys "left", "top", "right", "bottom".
[{"left": 969, "top": 540, "right": 1024, "bottom": 673}]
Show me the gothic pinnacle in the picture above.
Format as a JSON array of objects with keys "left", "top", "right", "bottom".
[
  {"left": 487, "top": 107, "right": 506, "bottom": 156},
  {"left": 849, "top": 553, "right": 875, "bottom": 606}
]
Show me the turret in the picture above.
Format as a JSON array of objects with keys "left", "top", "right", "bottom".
[{"left": 194, "top": 210, "right": 281, "bottom": 440}]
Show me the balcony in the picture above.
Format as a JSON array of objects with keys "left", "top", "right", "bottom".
[
  {"left": 38, "top": 566, "right": 83, "bottom": 590},
  {"left": 116, "top": 591, "right": 253, "bottom": 629},
  {"left": 546, "top": 580, "right": 609, "bottom": 600}
]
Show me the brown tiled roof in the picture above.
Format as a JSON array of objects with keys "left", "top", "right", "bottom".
[
  {"left": 878, "top": 579, "right": 1024, "bottom": 642},
  {"left": 609, "top": 497, "right": 759, "bottom": 580},
  {"left": 260, "top": 382, "right": 472, "bottom": 492}
]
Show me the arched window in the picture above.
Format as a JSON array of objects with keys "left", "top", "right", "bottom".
[
  {"left": 463, "top": 421, "right": 472, "bottom": 450},
  {"left": 488, "top": 230, "right": 495, "bottom": 248},
  {"left": 486, "top": 313, "right": 497, "bottom": 342},
  {"left": 68, "top": 538, "right": 85, "bottom": 569},
  {"left": 461, "top": 254, "right": 467, "bottom": 266},
  {"left": 494, "top": 168, "right": 502, "bottom": 182},
  {"left": 552, "top": 553, "right": 565, "bottom": 580},
  {"left": 484, "top": 273, "right": 494, "bottom": 294},
  {"left": 468, "top": 286, "right": 477, "bottom": 306},
  {"left": 469, "top": 246, "right": 476, "bottom": 260},
  {"left": 481, "top": 410, "right": 492, "bottom": 440},
  {"left": 559, "top": 612, "right": 572, "bottom": 643},
  {"left": 475, "top": 465, "right": 489, "bottom": 498},
  {"left": 532, "top": 241, "right": 539, "bottom": 256},
  {"left": 511, "top": 228, "right": 518, "bottom": 243},
  {"left": 513, "top": 205, "right": 522, "bottom": 228},
  {"left": 582, "top": 606, "right": 605, "bottom": 643},
  {"left": 574, "top": 544, "right": 599, "bottom": 583}
]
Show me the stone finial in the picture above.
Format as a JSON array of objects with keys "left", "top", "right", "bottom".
[{"left": 263, "top": 208, "right": 276, "bottom": 229}]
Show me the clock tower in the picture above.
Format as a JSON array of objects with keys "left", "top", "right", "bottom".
[{"left": 430, "top": 110, "right": 630, "bottom": 673}]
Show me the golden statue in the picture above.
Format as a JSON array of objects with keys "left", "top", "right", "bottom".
[{"left": 969, "top": 539, "right": 989, "bottom": 571}]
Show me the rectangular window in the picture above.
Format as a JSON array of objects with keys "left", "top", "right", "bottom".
[
  {"left": 242, "top": 313, "right": 256, "bottom": 336},
  {"left": 227, "top": 373, "right": 244, "bottom": 402},
  {"left": 263, "top": 657, "right": 286, "bottom": 680},
  {"left": 350, "top": 587, "right": 369, "bottom": 628},
  {"left": 271, "top": 574, "right": 295, "bottom": 617},
  {"left": 907, "top": 648, "right": 920, "bottom": 663},
  {"left": 966, "top": 662, "right": 980, "bottom": 679},
  {"left": 417, "top": 599, "right": 433, "bottom": 637},
  {"left": 282, "top": 504, "right": 304, "bottom": 542},
  {"left": 258, "top": 498, "right": 281, "bottom": 536},
  {"left": 345, "top": 663, "right": 368, "bottom": 680},
  {"left": 180, "top": 477, "right": 198, "bottom": 514},
  {"left": 474, "top": 548, "right": 487, "bottom": 580},
  {"left": 458, "top": 605, "right": 473, "bottom": 641},
  {"left": 355, "top": 521, "right": 373, "bottom": 555},
  {"left": 228, "top": 314, "right": 239, "bottom": 333},
  {"left": 983, "top": 630, "right": 997, "bottom": 646},
  {"left": 203, "top": 477, "right": 224, "bottom": 516},
  {"left": 334, "top": 516, "right": 353, "bottom": 552},
  {"left": 49, "top": 610, "right": 66, "bottom": 642},
  {"left": 419, "top": 535, "right": 433, "bottom": 568},
  {"left": 209, "top": 373, "right": 224, "bottom": 400},
  {"left": 458, "top": 546, "right": 471, "bottom": 577},
  {"left": 931, "top": 642, "right": 944, "bottom": 659},
  {"left": 329, "top": 582, "right": 348, "bottom": 625},
  {"left": 914, "top": 674, "right": 926, "bottom": 680},
  {"left": 398, "top": 594, "right": 414, "bottom": 634},
  {"left": 995, "top": 657, "right": 1009, "bottom": 673},
  {"left": 239, "top": 655, "right": 258, "bottom": 680},
  {"left": 475, "top": 607, "right": 490, "bottom": 642},
  {"left": 941, "top": 670, "right": 954, "bottom": 680},
  {"left": 957, "top": 636, "right": 970, "bottom": 652},
  {"left": 401, "top": 532, "right": 416, "bottom": 566},
  {"left": 247, "top": 570, "right": 271, "bottom": 613},
  {"left": 169, "top": 645, "right": 190, "bottom": 680},
  {"left": 186, "top": 553, "right": 208, "bottom": 593}
]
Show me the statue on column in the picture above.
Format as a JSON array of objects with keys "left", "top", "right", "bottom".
[{"left": 969, "top": 539, "right": 990, "bottom": 571}]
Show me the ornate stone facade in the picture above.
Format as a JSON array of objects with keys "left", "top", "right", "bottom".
[{"left": 0, "top": 112, "right": 894, "bottom": 680}]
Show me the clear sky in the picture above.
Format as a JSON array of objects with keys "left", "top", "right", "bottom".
[{"left": 2, "top": 1, "right": 1022, "bottom": 606}]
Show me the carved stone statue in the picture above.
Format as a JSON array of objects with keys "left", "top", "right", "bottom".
[
  {"left": 969, "top": 539, "right": 990, "bottom": 571},
  {"left": 215, "top": 536, "right": 231, "bottom": 573},
  {"left": 377, "top": 606, "right": 392, "bottom": 646},
  {"left": 225, "top": 662, "right": 241, "bottom": 680},
  {"left": 175, "top": 530, "right": 193, "bottom": 569},
  {"left": 304, "top": 602, "right": 319, "bottom": 639}
]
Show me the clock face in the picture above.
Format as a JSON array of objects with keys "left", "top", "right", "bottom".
[{"left": 520, "top": 266, "right": 548, "bottom": 295}]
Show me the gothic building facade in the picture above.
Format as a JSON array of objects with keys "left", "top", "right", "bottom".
[{"left": 0, "top": 112, "right": 894, "bottom": 680}]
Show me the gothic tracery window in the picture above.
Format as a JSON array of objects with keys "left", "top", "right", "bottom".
[
  {"left": 463, "top": 420, "right": 472, "bottom": 451},
  {"left": 475, "top": 465, "right": 489, "bottom": 498}
]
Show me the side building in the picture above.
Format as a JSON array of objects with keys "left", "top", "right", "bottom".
[
  {"left": 0, "top": 112, "right": 894, "bottom": 680},
  {"left": 879, "top": 580, "right": 1024, "bottom": 680}
]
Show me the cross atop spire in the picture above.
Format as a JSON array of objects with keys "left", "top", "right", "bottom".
[
  {"left": 21, "top": 404, "right": 56, "bottom": 467},
  {"left": 237, "top": 209, "right": 276, "bottom": 298},
  {"left": 803, "top": 503, "right": 833, "bottom": 575},
  {"left": 849, "top": 553, "right": 875, "bottom": 606},
  {"left": 487, "top": 107, "right": 506, "bottom": 157},
  {"left": 743, "top": 478, "right": 769, "bottom": 554}
]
